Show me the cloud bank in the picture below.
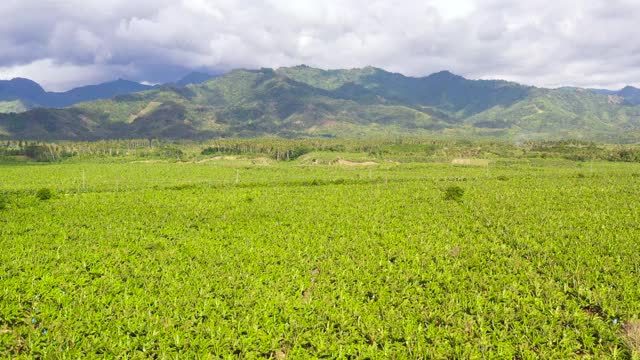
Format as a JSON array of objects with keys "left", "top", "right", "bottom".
[{"left": 0, "top": 0, "right": 637, "bottom": 90}]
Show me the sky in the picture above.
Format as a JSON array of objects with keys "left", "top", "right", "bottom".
[{"left": 0, "top": 0, "right": 638, "bottom": 91}]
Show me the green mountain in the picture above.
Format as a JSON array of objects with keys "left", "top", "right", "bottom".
[
  {"left": 467, "top": 88, "right": 640, "bottom": 141},
  {"left": 1, "top": 66, "right": 640, "bottom": 141},
  {"left": 277, "top": 66, "right": 530, "bottom": 117}
]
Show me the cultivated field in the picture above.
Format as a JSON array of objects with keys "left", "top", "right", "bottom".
[{"left": 1, "top": 145, "right": 640, "bottom": 358}]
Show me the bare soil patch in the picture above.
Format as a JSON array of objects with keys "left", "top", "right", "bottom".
[
  {"left": 197, "top": 156, "right": 240, "bottom": 163},
  {"left": 623, "top": 319, "right": 640, "bottom": 356},
  {"left": 131, "top": 160, "right": 167, "bottom": 164},
  {"left": 451, "top": 158, "right": 490, "bottom": 166},
  {"left": 336, "top": 159, "right": 378, "bottom": 166}
]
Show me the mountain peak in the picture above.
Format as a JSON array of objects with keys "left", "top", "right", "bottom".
[
  {"left": 110, "top": 78, "right": 137, "bottom": 85},
  {"left": 10, "top": 77, "right": 39, "bottom": 83},
  {"left": 616, "top": 85, "right": 640, "bottom": 105},
  {"left": 0, "top": 77, "right": 46, "bottom": 100},
  {"left": 427, "top": 70, "right": 463, "bottom": 80},
  {"left": 620, "top": 85, "right": 640, "bottom": 93}
]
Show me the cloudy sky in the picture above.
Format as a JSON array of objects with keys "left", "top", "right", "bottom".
[{"left": 0, "top": 0, "right": 637, "bottom": 91}]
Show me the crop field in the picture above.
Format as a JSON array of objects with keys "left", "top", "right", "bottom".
[{"left": 1, "top": 152, "right": 640, "bottom": 358}]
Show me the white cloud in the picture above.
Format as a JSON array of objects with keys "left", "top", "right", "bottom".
[
  {"left": 431, "top": 0, "right": 476, "bottom": 19},
  {"left": 0, "top": 0, "right": 639, "bottom": 90}
]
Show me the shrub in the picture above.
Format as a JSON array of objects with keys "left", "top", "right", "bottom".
[
  {"left": 444, "top": 185, "right": 464, "bottom": 201},
  {"left": 158, "top": 146, "right": 184, "bottom": 160},
  {"left": 288, "top": 146, "right": 311, "bottom": 161},
  {"left": 24, "top": 145, "right": 51, "bottom": 162},
  {"left": 563, "top": 154, "right": 587, "bottom": 162},
  {"left": 201, "top": 147, "right": 218, "bottom": 156},
  {"left": 167, "top": 184, "right": 197, "bottom": 191},
  {"left": 36, "top": 188, "right": 53, "bottom": 201}
]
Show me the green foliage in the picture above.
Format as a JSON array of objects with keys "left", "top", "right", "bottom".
[
  {"left": 201, "top": 147, "right": 218, "bottom": 155},
  {"left": 166, "top": 183, "right": 197, "bottom": 191},
  {"left": 0, "top": 193, "right": 6, "bottom": 210},
  {"left": 24, "top": 144, "right": 50, "bottom": 161},
  {"left": 444, "top": 185, "right": 465, "bottom": 201},
  {"left": 608, "top": 148, "right": 640, "bottom": 162},
  {"left": 1, "top": 154, "right": 640, "bottom": 357},
  {"left": 35, "top": 187, "right": 53, "bottom": 200},
  {"left": 3, "top": 138, "right": 640, "bottom": 165},
  {"left": 156, "top": 145, "right": 184, "bottom": 159},
  {"left": 0, "top": 100, "right": 29, "bottom": 114},
  {"left": 287, "top": 146, "right": 311, "bottom": 160}
]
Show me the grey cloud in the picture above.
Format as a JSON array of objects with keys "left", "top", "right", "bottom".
[{"left": 0, "top": 0, "right": 639, "bottom": 90}]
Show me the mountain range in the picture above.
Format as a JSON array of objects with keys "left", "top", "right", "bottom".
[
  {"left": 1, "top": 65, "right": 640, "bottom": 142},
  {"left": 0, "top": 72, "right": 217, "bottom": 113}
]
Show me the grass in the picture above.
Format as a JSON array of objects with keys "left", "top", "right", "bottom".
[{"left": 1, "top": 151, "right": 640, "bottom": 358}]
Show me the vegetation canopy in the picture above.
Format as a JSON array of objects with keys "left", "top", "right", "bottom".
[
  {"left": 443, "top": 185, "right": 465, "bottom": 201},
  {"left": 1, "top": 138, "right": 639, "bottom": 358},
  {"left": 35, "top": 188, "right": 53, "bottom": 201}
]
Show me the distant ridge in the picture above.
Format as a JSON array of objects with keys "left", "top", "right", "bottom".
[
  {"left": 0, "top": 77, "right": 152, "bottom": 112},
  {"left": 0, "top": 72, "right": 221, "bottom": 113}
]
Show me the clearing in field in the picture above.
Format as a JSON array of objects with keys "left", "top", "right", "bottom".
[
  {"left": 335, "top": 159, "right": 379, "bottom": 166},
  {"left": 451, "top": 158, "right": 490, "bottom": 166}
]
